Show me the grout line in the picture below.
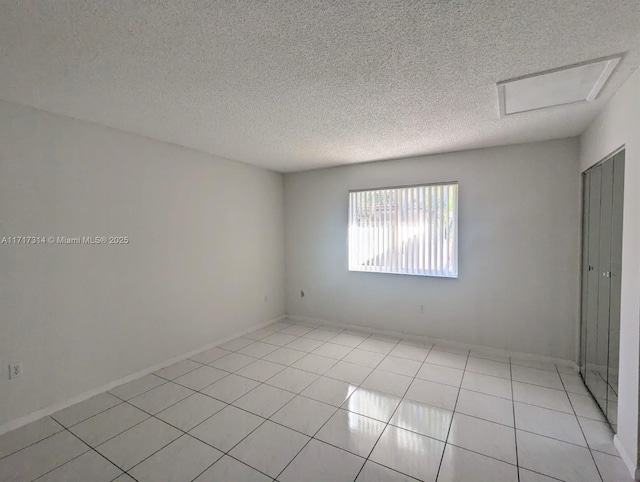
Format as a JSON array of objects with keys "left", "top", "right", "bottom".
[
  {"left": 351, "top": 338, "right": 433, "bottom": 481},
  {"left": 510, "top": 357, "right": 521, "bottom": 482},
  {"left": 0, "top": 419, "right": 66, "bottom": 461},
  {"left": 558, "top": 365, "right": 604, "bottom": 482},
  {"left": 434, "top": 348, "right": 470, "bottom": 481}
]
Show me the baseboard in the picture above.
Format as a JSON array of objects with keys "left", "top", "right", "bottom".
[
  {"left": 614, "top": 435, "right": 640, "bottom": 480},
  {"left": 287, "top": 314, "right": 577, "bottom": 368},
  {"left": 0, "top": 314, "right": 286, "bottom": 436}
]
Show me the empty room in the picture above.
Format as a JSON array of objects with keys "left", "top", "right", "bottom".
[{"left": 1, "top": 1, "right": 639, "bottom": 481}]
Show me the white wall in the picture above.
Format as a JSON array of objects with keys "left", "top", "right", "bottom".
[
  {"left": 580, "top": 67, "right": 640, "bottom": 477},
  {"left": 0, "top": 100, "right": 285, "bottom": 428},
  {"left": 285, "top": 139, "right": 580, "bottom": 359}
]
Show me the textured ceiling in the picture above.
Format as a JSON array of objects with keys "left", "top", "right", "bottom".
[{"left": 1, "top": 1, "right": 639, "bottom": 172}]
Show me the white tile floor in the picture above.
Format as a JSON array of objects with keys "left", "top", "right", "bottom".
[{"left": 0, "top": 318, "right": 633, "bottom": 481}]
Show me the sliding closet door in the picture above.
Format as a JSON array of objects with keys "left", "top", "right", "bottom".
[
  {"left": 580, "top": 172, "right": 590, "bottom": 379},
  {"left": 580, "top": 150, "right": 625, "bottom": 431},
  {"left": 606, "top": 152, "right": 625, "bottom": 429},
  {"left": 594, "top": 160, "right": 613, "bottom": 410},
  {"left": 584, "top": 166, "right": 601, "bottom": 403}
]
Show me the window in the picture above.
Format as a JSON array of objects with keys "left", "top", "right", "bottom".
[{"left": 348, "top": 182, "right": 458, "bottom": 278}]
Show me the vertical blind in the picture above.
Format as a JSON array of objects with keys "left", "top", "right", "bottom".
[{"left": 348, "top": 183, "right": 458, "bottom": 278}]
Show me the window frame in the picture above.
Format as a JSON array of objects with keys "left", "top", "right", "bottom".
[{"left": 347, "top": 181, "right": 459, "bottom": 278}]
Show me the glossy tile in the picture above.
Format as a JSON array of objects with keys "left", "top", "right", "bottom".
[
  {"left": 437, "top": 444, "right": 518, "bottom": 482},
  {"left": 271, "top": 395, "right": 337, "bottom": 435},
  {"left": 189, "top": 347, "right": 231, "bottom": 364},
  {"left": 0, "top": 431, "right": 88, "bottom": 481},
  {"left": 155, "top": 393, "right": 226, "bottom": 431},
  {"left": 261, "top": 333, "right": 298, "bottom": 346},
  {"left": 579, "top": 416, "right": 617, "bottom": 455},
  {"left": 369, "top": 425, "right": 444, "bottom": 482},
  {"left": 229, "top": 421, "right": 309, "bottom": 478},
  {"left": 465, "top": 357, "right": 511, "bottom": 379},
  {"left": 315, "top": 409, "right": 386, "bottom": 457},
  {"left": 52, "top": 392, "right": 121, "bottom": 427},
  {"left": 200, "top": 373, "right": 259, "bottom": 403},
  {"left": 304, "top": 329, "right": 340, "bottom": 342},
  {"left": 189, "top": 405, "right": 264, "bottom": 452},
  {"left": 449, "top": 413, "right": 517, "bottom": 464},
  {"left": 96, "top": 418, "right": 181, "bottom": 470},
  {"left": 416, "top": 363, "right": 464, "bottom": 387},
  {"left": 325, "top": 360, "right": 373, "bottom": 384},
  {"left": 512, "top": 365, "right": 564, "bottom": 390},
  {"left": 218, "top": 337, "right": 255, "bottom": 352},
  {"left": 209, "top": 352, "right": 256, "bottom": 372},
  {"left": 153, "top": 359, "right": 202, "bottom": 380},
  {"left": 356, "top": 460, "right": 419, "bottom": 481},
  {"left": 37, "top": 450, "right": 121, "bottom": 482},
  {"left": 292, "top": 353, "right": 338, "bottom": 374},
  {"left": 279, "top": 439, "right": 365, "bottom": 482},
  {"left": 433, "top": 344, "right": 469, "bottom": 356},
  {"left": 244, "top": 328, "right": 278, "bottom": 341},
  {"left": 357, "top": 338, "right": 396, "bottom": 355},
  {"left": 173, "top": 365, "right": 228, "bottom": 390},
  {"left": 425, "top": 350, "right": 467, "bottom": 370},
  {"left": 265, "top": 366, "right": 319, "bottom": 393},
  {"left": 262, "top": 347, "right": 307, "bottom": 366},
  {"left": 0, "top": 328, "right": 622, "bottom": 482},
  {"left": 592, "top": 450, "right": 636, "bottom": 482},
  {"left": 128, "top": 382, "right": 194, "bottom": 414},
  {"left": 312, "top": 342, "right": 354, "bottom": 359},
  {"left": 560, "top": 373, "right": 590, "bottom": 395},
  {"left": 235, "top": 359, "right": 286, "bottom": 382},
  {"left": 514, "top": 402, "right": 585, "bottom": 446},
  {"left": 280, "top": 324, "right": 314, "bottom": 336},
  {"left": 69, "top": 402, "right": 149, "bottom": 446},
  {"left": 390, "top": 399, "right": 452, "bottom": 441},
  {"left": 469, "top": 351, "right": 511, "bottom": 363},
  {"left": 455, "top": 389, "right": 514, "bottom": 426},
  {"left": 461, "top": 371, "right": 512, "bottom": 399},
  {"left": 285, "top": 336, "right": 324, "bottom": 352},
  {"left": 233, "top": 383, "right": 295, "bottom": 418},
  {"left": 331, "top": 333, "right": 368, "bottom": 347},
  {"left": 237, "top": 341, "right": 279, "bottom": 358},
  {"left": 405, "top": 379, "right": 459, "bottom": 410},
  {"left": 342, "top": 388, "right": 401, "bottom": 423},
  {"left": 361, "top": 369, "right": 413, "bottom": 397},
  {"left": 343, "top": 348, "right": 386, "bottom": 367},
  {"left": 194, "top": 455, "right": 271, "bottom": 482},
  {"left": 510, "top": 358, "right": 558, "bottom": 372},
  {"left": 388, "top": 344, "right": 429, "bottom": 362},
  {"left": 518, "top": 468, "right": 561, "bottom": 481},
  {"left": 0, "top": 417, "right": 63, "bottom": 459},
  {"left": 512, "top": 382, "right": 572, "bottom": 413},
  {"left": 377, "top": 355, "right": 422, "bottom": 377},
  {"left": 516, "top": 430, "right": 600, "bottom": 482},
  {"left": 129, "top": 434, "right": 222, "bottom": 482},
  {"left": 568, "top": 392, "right": 606, "bottom": 421},
  {"left": 302, "top": 376, "right": 358, "bottom": 407},
  {"left": 109, "top": 374, "right": 166, "bottom": 401}
]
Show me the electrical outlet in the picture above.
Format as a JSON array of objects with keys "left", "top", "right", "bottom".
[{"left": 9, "top": 362, "right": 22, "bottom": 380}]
